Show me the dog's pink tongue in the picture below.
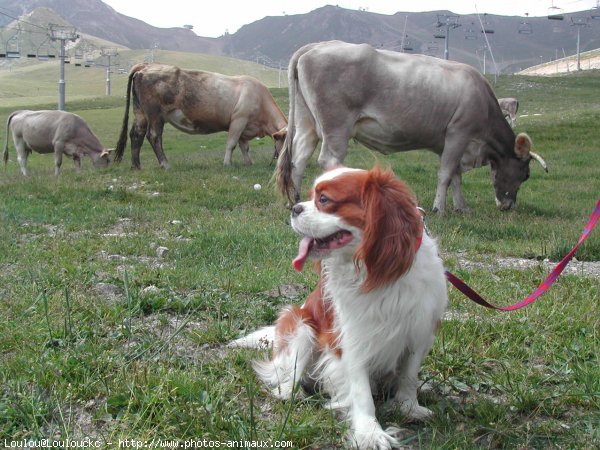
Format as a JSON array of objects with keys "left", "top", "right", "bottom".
[{"left": 293, "top": 237, "right": 313, "bottom": 272}]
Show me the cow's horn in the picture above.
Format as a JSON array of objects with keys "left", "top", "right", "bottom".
[{"left": 530, "top": 151, "right": 548, "bottom": 173}]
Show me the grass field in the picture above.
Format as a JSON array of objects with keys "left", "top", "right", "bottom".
[{"left": 0, "top": 60, "right": 599, "bottom": 449}]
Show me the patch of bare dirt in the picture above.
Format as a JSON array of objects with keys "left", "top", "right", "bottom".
[{"left": 449, "top": 252, "right": 600, "bottom": 279}]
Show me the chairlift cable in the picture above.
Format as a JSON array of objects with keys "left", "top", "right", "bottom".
[
  {"left": 475, "top": 7, "right": 499, "bottom": 80},
  {"left": 0, "top": 8, "right": 48, "bottom": 31}
]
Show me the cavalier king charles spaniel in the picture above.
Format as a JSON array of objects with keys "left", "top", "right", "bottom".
[{"left": 231, "top": 166, "right": 448, "bottom": 450}]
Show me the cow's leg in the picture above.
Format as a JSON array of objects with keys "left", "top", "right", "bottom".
[
  {"left": 433, "top": 136, "right": 466, "bottom": 214},
  {"left": 72, "top": 153, "right": 82, "bottom": 173},
  {"left": 146, "top": 120, "right": 170, "bottom": 169},
  {"left": 433, "top": 157, "right": 459, "bottom": 215},
  {"left": 223, "top": 118, "right": 248, "bottom": 166},
  {"left": 238, "top": 139, "right": 252, "bottom": 166},
  {"left": 53, "top": 147, "right": 64, "bottom": 176},
  {"left": 451, "top": 172, "right": 469, "bottom": 213},
  {"left": 316, "top": 134, "right": 349, "bottom": 169},
  {"left": 129, "top": 113, "right": 147, "bottom": 170},
  {"left": 290, "top": 129, "right": 320, "bottom": 202},
  {"left": 15, "top": 141, "right": 29, "bottom": 176}
]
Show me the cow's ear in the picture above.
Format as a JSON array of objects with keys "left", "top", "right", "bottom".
[
  {"left": 514, "top": 133, "right": 532, "bottom": 160},
  {"left": 272, "top": 127, "right": 287, "bottom": 141}
]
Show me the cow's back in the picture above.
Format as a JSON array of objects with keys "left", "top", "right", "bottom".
[
  {"left": 133, "top": 63, "right": 283, "bottom": 137},
  {"left": 133, "top": 65, "right": 248, "bottom": 133},
  {"left": 15, "top": 111, "right": 66, "bottom": 153},
  {"left": 16, "top": 110, "right": 102, "bottom": 153},
  {"left": 293, "top": 41, "right": 510, "bottom": 153}
]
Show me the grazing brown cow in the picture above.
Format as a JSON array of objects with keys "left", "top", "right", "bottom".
[
  {"left": 115, "top": 63, "right": 288, "bottom": 169},
  {"left": 3, "top": 110, "right": 112, "bottom": 176}
]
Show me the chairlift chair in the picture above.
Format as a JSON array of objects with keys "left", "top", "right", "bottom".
[
  {"left": 592, "top": 2, "right": 600, "bottom": 19},
  {"left": 427, "top": 42, "right": 439, "bottom": 51},
  {"left": 548, "top": 1, "right": 564, "bottom": 20},
  {"left": 5, "top": 35, "right": 20, "bottom": 58},
  {"left": 465, "top": 26, "right": 477, "bottom": 40},
  {"left": 480, "top": 14, "right": 495, "bottom": 34},
  {"left": 518, "top": 23, "right": 533, "bottom": 34},
  {"left": 518, "top": 14, "right": 533, "bottom": 34}
]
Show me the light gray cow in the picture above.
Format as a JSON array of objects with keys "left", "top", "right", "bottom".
[
  {"left": 276, "top": 41, "right": 547, "bottom": 213},
  {"left": 498, "top": 97, "right": 519, "bottom": 128},
  {"left": 3, "top": 110, "right": 112, "bottom": 176}
]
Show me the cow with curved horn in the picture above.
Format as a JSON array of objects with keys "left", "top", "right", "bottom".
[{"left": 276, "top": 40, "right": 547, "bottom": 213}]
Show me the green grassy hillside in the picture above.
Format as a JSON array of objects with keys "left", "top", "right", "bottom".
[{"left": 0, "top": 49, "right": 286, "bottom": 108}]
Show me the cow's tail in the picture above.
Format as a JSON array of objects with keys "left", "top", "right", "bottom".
[
  {"left": 3, "top": 111, "right": 17, "bottom": 167},
  {"left": 274, "top": 49, "right": 303, "bottom": 203},
  {"left": 115, "top": 64, "right": 143, "bottom": 163}
]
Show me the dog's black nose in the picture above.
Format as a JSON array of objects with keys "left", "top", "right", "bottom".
[{"left": 291, "top": 203, "right": 304, "bottom": 217}]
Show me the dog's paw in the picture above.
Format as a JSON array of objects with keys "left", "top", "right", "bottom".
[
  {"left": 400, "top": 403, "right": 433, "bottom": 422},
  {"left": 350, "top": 421, "right": 399, "bottom": 450}
]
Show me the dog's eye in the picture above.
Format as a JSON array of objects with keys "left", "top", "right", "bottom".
[{"left": 318, "top": 194, "right": 329, "bottom": 205}]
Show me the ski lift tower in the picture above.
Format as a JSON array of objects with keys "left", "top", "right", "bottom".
[
  {"left": 571, "top": 17, "right": 589, "bottom": 71},
  {"left": 101, "top": 48, "right": 118, "bottom": 96},
  {"left": 48, "top": 24, "right": 79, "bottom": 110},
  {"left": 435, "top": 14, "right": 461, "bottom": 60}
]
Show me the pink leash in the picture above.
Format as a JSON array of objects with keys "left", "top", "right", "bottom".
[{"left": 445, "top": 199, "right": 600, "bottom": 311}]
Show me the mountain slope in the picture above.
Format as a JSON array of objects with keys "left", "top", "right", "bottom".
[
  {"left": 1, "top": 0, "right": 600, "bottom": 72},
  {"left": 0, "top": 0, "right": 223, "bottom": 53}
]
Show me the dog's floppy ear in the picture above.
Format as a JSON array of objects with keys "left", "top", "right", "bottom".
[{"left": 356, "top": 167, "right": 422, "bottom": 292}]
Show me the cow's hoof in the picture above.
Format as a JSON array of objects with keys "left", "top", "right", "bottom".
[{"left": 454, "top": 206, "right": 471, "bottom": 214}]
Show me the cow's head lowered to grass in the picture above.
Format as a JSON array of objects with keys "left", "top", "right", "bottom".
[
  {"left": 91, "top": 148, "right": 113, "bottom": 169},
  {"left": 491, "top": 133, "right": 548, "bottom": 211}
]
